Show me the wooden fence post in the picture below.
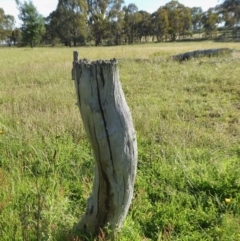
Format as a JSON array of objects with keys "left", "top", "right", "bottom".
[{"left": 71, "top": 51, "right": 137, "bottom": 237}]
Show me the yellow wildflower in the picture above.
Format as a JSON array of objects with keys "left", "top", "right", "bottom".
[{"left": 225, "top": 198, "right": 231, "bottom": 203}]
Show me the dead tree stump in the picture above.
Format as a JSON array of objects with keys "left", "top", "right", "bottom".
[{"left": 72, "top": 52, "right": 137, "bottom": 237}]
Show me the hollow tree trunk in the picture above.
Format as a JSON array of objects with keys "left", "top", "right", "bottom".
[{"left": 72, "top": 52, "right": 137, "bottom": 237}]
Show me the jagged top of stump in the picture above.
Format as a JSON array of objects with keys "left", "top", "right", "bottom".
[
  {"left": 77, "top": 58, "right": 118, "bottom": 67},
  {"left": 73, "top": 52, "right": 118, "bottom": 67}
]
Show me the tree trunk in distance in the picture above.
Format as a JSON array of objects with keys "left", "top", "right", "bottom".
[
  {"left": 172, "top": 48, "right": 232, "bottom": 61},
  {"left": 72, "top": 51, "right": 138, "bottom": 238}
]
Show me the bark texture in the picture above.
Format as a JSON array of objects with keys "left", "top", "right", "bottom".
[{"left": 72, "top": 52, "right": 137, "bottom": 236}]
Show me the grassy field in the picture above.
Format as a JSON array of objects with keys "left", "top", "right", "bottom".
[{"left": 1, "top": 41, "right": 240, "bottom": 241}]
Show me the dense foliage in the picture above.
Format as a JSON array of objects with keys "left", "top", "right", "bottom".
[
  {"left": 1, "top": 0, "right": 240, "bottom": 46},
  {"left": 0, "top": 8, "right": 15, "bottom": 44},
  {"left": 15, "top": 0, "right": 46, "bottom": 47}
]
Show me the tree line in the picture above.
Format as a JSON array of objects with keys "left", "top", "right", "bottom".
[{"left": 0, "top": 0, "right": 240, "bottom": 47}]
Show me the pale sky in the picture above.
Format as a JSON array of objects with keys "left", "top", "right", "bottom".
[{"left": 0, "top": 0, "right": 221, "bottom": 27}]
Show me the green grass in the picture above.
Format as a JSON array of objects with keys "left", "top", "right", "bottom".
[{"left": 1, "top": 41, "right": 240, "bottom": 240}]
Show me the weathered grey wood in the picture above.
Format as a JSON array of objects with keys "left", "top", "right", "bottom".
[
  {"left": 72, "top": 51, "right": 78, "bottom": 80},
  {"left": 72, "top": 52, "right": 137, "bottom": 237},
  {"left": 172, "top": 48, "right": 232, "bottom": 61}
]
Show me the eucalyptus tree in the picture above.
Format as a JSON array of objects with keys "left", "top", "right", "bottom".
[
  {"left": 88, "top": 0, "right": 109, "bottom": 45},
  {"left": 217, "top": 0, "right": 240, "bottom": 37},
  {"left": 178, "top": 6, "right": 192, "bottom": 39},
  {"left": 201, "top": 8, "right": 219, "bottom": 38},
  {"left": 191, "top": 7, "right": 203, "bottom": 37},
  {"left": 191, "top": 7, "right": 203, "bottom": 31},
  {"left": 3, "top": 14, "right": 15, "bottom": 43},
  {"left": 47, "top": 0, "right": 87, "bottom": 46},
  {"left": 123, "top": 3, "right": 138, "bottom": 44},
  {"left": 135, "top": 10, "right": 151, "bottom": 42},
  {"left": 108, "top": 0, "right": 125, "bottom": 45},
  {"left": 10, "top": 28, "right": 22, "bottom": 46},
  {"left": 44, "top": 11, "right": 60, "bottom": 45},
  {"left": 164, "top": 0, "right": 183, "bottom": 41},
  {"left": 164, "top": 0, "right": 191, "bottom": 41},
  {"left": 16, "top": 0, "right": 45, "bottom": 47},
  {"left": 0, "top": 8, "right": 6, "bottom": 41},
  {"left": 151, "top": 7, "right": 169, "bottom": 42},
  {"left": 86, "top": 0, "right": 125, "bottom": 45},
  {"left": 0, "top": 8, "right": 15, "bottom": 42}
]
